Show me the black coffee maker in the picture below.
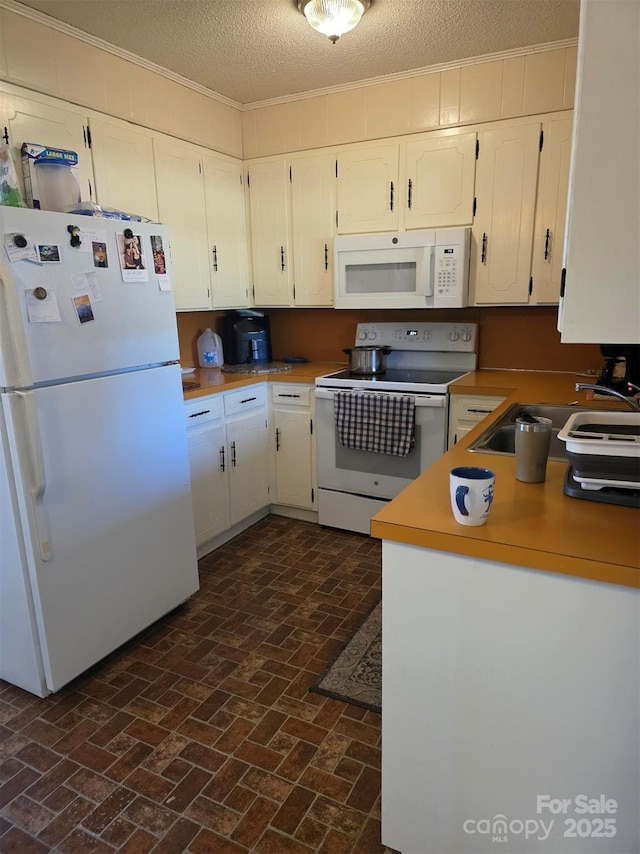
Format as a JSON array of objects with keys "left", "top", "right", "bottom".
[
  {"left": 597, "top": 344, "right": 640, "bottom": 395},
  {"left": 221, "top": 310, "right": 273, "bottom": 365}
]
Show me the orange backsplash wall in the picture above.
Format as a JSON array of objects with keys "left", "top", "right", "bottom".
[{"left": 177, "top": 307, "right": 602, "bottom": 373}]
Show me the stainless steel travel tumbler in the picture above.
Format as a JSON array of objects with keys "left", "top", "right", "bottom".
[{"left": 515, "top": 416, "right": 552, "bottom": 483}]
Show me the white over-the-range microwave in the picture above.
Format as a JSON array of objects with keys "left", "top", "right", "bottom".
[{"left": 334, "top": 227, "right": 470, "bottom": 309}]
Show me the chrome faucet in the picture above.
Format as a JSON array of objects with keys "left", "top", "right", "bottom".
[{"left": 575, "top": 383, "right": 640, "bottom": 412}]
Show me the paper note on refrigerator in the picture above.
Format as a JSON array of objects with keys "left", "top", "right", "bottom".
[
  {"left": 26, "top": 288, "right": 62, "bottom": 322},
  {"left": 72, "top": 272, "right": 103, "bottom": 302},
  {"left": 4, "top": 232, "right": 38, "bottom": 263},
  {"left": 76, "top": 227, "right": 108, "bottom": 253}
]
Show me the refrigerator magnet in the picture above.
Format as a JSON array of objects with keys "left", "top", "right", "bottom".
[
  {"left": 117, "top": 232, "right": 148, "bottom": 283},
  {"left": 37, "top": 244, "right": 61, "bottom": 263},
  {"left": 92, "top": 241, "right": 108, "bottom": 268},
  {"left": 72, "top": 294, "right": 95, "bottom": 324},
  {"left": 26, "top": 288, "right": 61, "bottom": 322},
  {"left": 151, "top": 235, "right": 171, "bottom": 291}
]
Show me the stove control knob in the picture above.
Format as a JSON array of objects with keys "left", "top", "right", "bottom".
[
  {"left": 368, "top": 331, "right": 377, "bottom": 340},
  {"left": 450, "top": 331, "right": 460, "bottom": 342},
  {"left": 358, "top": 330, "right": 367, "bottom": 340},
  {"left": 462, "top": 332, "right": 472, "bottom": 342}
]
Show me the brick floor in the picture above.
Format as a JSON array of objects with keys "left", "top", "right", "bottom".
[{"left": 0, "top": 517, "right": 394, "bottom": 853}]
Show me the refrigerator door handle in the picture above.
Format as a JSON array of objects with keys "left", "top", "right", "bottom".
[{"left": 15, "top": 392, "right": 51, "bottom": 561}]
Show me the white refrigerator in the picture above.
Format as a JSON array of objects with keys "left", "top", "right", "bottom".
[{"left": 0, "top": 207, "right": 199, "bottom": 697}]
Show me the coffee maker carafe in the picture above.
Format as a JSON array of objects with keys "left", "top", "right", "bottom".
[
  {"left": 221, "top": 310, "right": 273, "bottom": 365},
  {"left": 598, "top": 344, "right": 640, "bottom": 395}
]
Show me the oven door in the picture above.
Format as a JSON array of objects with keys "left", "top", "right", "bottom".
[{"left": 314, "top": 388, "right": 447, "bottom": 500}]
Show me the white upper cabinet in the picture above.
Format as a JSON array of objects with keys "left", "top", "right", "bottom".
[
  {"left": 153, "top": 136, "right": 211, "bottom": 311},
  {"left": 337, "top": 144, "right": 399, "bottom": 233},
  {"left": 560, "top": 0, "right": 639, "bottom": 343},
  {"left": 203, "top": 152, "right": 250, "bottom": 309},
  {"left": 403, "top": 132, "right": 477, "bottom": 229},
  {"left": 246, "top": 157, "right": 293, "bottom": 306},
  {"left": 530, "top": 115, "right": 573, "bottom": 305},
  {"left": 470, "top": 122, "right": 541, "bottom": 304},
  {"left": 89, "top": 116, "right": 158, "bottom": 222},
  {"left": 0, "top": 88, "right": 94, "bottom": 204},
  {"left": 290, "top": 153, "right": 336, "bottom": 306}
]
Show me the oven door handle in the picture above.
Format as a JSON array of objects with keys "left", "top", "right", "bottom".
[{"left": 314, "top": 388, "right": 446, "bottom": 407}]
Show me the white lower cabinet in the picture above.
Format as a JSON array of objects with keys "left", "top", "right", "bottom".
[
  {"left": 185, "top": 385, "right": 269, "bottom": 553},
  {"left": 185, "top": 396, "right": 230, "bottom": 547},
  {"left": 271, "top": 384, "right": 316, "bottom": 510},
  {"left": 225, "top": 398, "right": 270, "bottom": 524},
  {"left": 448, "top": 394, "right": 506, "bottom": 448}
]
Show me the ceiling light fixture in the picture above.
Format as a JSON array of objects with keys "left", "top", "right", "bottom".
[{"left": 298, "top": 0, "right": 371, "bottom": 44}]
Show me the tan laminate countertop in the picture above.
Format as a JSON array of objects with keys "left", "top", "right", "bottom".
[
  {"left": 182, "top": 362, "right": 343, "bottom": 399},
  {"left": 371, "top": 370, "right": 640, "bottom": 589}
]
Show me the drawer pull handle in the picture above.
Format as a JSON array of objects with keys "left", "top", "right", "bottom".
[
  {"left": 278, "top": 393, "right": 301, "bottom": 398},
  {"left": 240, "top": 397, "right": 257, "bottom": 404},
  {"left": 324, "top": 244, "right": 329, "bottom": 271},
  {"left": 189, "top": 410, "right": 211, "bottom": 418},
  {"left": 231, "top": 441, "right": 237, "bottom": 467},
  {"left": 481, "top": 233, "right": 488, "bottom": 264},
  {"left": 275, "top": 427, "right": 280, "bottom": 451},
  {"left": 389, "top": 181, "right": 394, "bottom": 212},
  {"left": 544, "top": 228, "right": 550, "bottom": 260},
  {"left": 407, "top": 178, "right": 412, "bottom": 210},
  {"left": 280, "top": 246, "right": 285, "bottom": 271},
  {"left": 220, "top": 445, "right": 225, "bottom": 472},
  {"left": 212, "top": 245, "right": 218, "bottom": 271}
]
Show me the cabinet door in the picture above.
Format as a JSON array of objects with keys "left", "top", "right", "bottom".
[
  {"left": 187, "top": 422, "right": 230, "bottom": 547},
  {"left": 0, "top": 90, "right": 94, "bottom": 204},
  {"left": 337, "top": 144, "right": 399, "bottom": 233},
  {"left": 560, "top": 0, "right": 639, "bottom": 343},
  {"left": 89, "top": 116, "right": 158, "bottom": 222},
  {"left": 273, "top": 408, "right": 313, "bottom": 508},
  {"left": 247, "top": 158, "right": 292, "bottom": 306},
  {"left": 203, "top": 152, "right": 250, "bottom": 309},
  {"left": 471, "top": 123, "right": 541, "bottom": 304},
  {"left": 227, "top": 410, "right": 269, "bottom": 525},
  {"left": 404, "top": 132, "right": 477, "bottom": 229},
  {"left": 153, "top": 136, "right": 211, "bottom": 310},
  {"left": 530, "top": 116, "right": 573, "bottom": 305},
  {"left": 290, "top": 153, "right": 336, "bottom": 306}
]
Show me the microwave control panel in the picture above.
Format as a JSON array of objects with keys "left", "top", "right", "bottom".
[{"left": 432, "top": 231, "right": 470, "bottom": 308}]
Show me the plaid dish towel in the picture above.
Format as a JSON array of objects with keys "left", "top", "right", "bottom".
[{"left": 334, "top": 391, "right": 416, "bottom": 457}]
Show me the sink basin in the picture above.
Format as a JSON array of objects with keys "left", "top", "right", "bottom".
[{"left": 468, "top": 403, "right": 595, "bottom": 461}]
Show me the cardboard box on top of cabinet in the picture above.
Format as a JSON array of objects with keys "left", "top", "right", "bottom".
[{"left": 21, "top": 143, "right": 81, "bottom": 212}]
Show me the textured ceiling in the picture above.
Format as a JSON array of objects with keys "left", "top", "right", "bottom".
[{"left": 16, "top": 0, "right": 580, "bottom": 105}]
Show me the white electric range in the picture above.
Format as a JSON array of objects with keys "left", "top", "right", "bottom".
[{"left": 314, "top": 322, "right": 478, "bottom": 534}]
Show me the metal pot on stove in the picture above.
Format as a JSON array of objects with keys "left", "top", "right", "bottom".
[{"left": 343, "top": 345, "right": 392, "bottom": 375}]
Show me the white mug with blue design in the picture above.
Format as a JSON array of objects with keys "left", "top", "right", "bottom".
[{"left": 450, "top": 466, "right": 496, "bottom": 526}]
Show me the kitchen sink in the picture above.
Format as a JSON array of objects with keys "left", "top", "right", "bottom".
[{"left": 468, "top": 403, "right": 596, "bottom": 461}]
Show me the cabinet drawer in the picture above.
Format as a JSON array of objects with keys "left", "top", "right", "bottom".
[
  {"left": 456, "top": 396, "right": 505, "bottom": 421},
  {"left": 271, "top": 384, "right": 311, "bottom": 406},
  {"left": 184, "top": 395, "right": 223, "bottom": 430},
  {"left": 224, "top": 383, "right": 267, "bottom": 416}
]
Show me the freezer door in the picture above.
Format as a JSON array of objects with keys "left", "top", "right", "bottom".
[
  {"left": 1, "top": 364, "right": 199, "bottom": 693},
  {"left": 0, "top": 208, "right": 178, "bottom": 388}
]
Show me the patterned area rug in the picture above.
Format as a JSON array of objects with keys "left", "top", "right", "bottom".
[{"left": 311, "top": 601, "right": 381, "bottom": 713}]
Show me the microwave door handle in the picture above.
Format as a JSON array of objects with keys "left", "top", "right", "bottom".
[{"left": 414, "top": 246, "right": 434, "bottom": 297}]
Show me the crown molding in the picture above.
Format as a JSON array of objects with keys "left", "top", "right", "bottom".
[
  {"left": 0, "top": 0, "right": 242, "bottom": 109},
  {"left": 242, "top": 37, "right": 578, "bottom": 110},
  {"left": 1, "top": 1, "right": 577, "bottom": 114}
]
